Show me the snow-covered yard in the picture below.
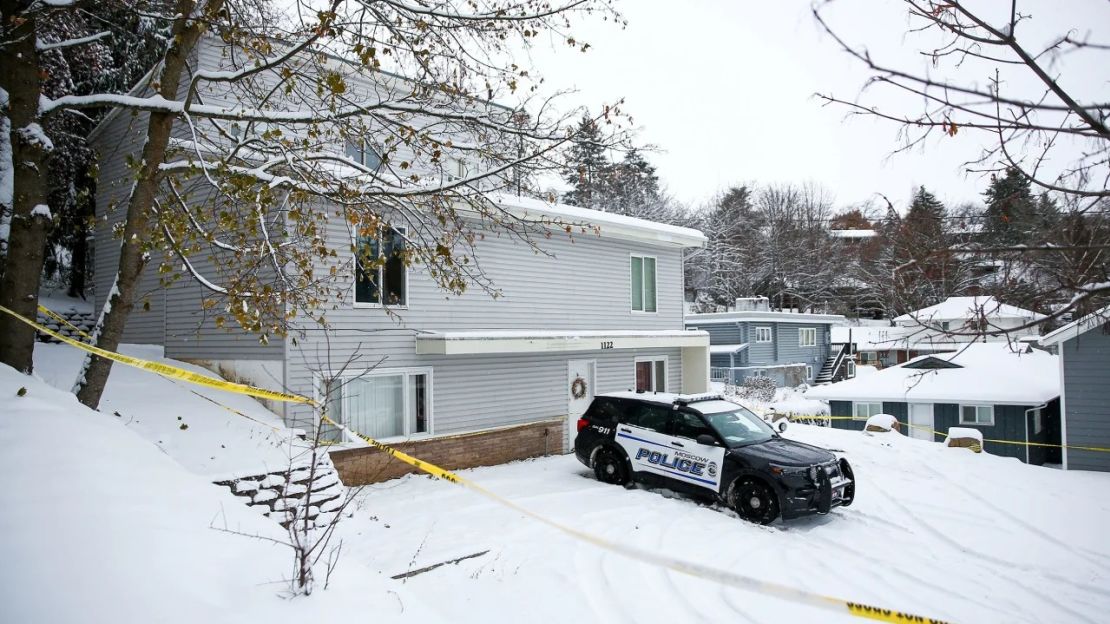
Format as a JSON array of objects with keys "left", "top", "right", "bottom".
[{"left": 3, "top": 346, "right": 1110, "bottom": 623}]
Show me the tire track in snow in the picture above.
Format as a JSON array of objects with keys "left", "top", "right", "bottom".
[
  {"left": 921, "top": 463, "right": 1110, "bottom": 574},
  {"left": 869, "top": 478, "right": 1101, "bottom": 624}
]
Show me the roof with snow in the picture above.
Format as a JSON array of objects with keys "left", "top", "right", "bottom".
[
  {"left": 686, "top": 310, "right": 845, "bottom": 325},
  {"left": 709, "top": 343, "right": 748, "bottom": 355},
  {"left": 805, "top": 343, "right": 1059, "bottom": 405},
  {"left": 894, "top": 296, "right": 1045, "bottom": 324},
  {"left": 1040, "top": 305, "right": 1110, "bottom": 347},
  {"left": 489, "top": 193, "right": 706, "bottom": 248},
  {"left": 830, "top": 325, "right": 969, "bottom": 352},
  {"left": 829, "top": 229, "right": 877, "bottom": 239}
]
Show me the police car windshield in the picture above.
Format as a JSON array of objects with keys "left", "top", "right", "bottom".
[{"left": 702, "top": 407, "right": 776, "bottom": 447}]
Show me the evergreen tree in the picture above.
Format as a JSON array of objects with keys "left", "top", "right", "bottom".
[
  {"left": 983, "top": 168, "right": 1036, "bottom": 245},
  {"left": 609, "top": 147, "right": 661, "bottom": 216},
  {"left": 562, "top": 114, "right": 611, "bottom": 210}
]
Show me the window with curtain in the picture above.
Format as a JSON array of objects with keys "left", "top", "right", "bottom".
[
  {"left": 799, "top": 327, "right": 816, "bottom": 347},
  {"left": 339, "top": 370, "right": 430, "bottom": 439},
  {"left": 356, "top": 227, "right": 407, "bottom": 306},
  {"left": 630, "top": 255, "right": 657, "bottom": 312}
]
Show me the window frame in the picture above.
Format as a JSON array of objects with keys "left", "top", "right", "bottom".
[
  {"left": 853, "top": 401, "right": 883, "bottom": 420},
  {"left": 799, "top": 327, "right": 817, "bottom": 348},
  {"left": 353, "top": 226, "right": 409, "bottom": 309},
  {"left": 805, "top": 364, "right": 813, "bottom": 380},
  {"left": 629, "top": 254, "right": 658, "bottom": 314},
  {"left": 633, "top": 355, "right": 668, "bottom": 392},
  {"left": 959, "top": 404, "right": 995, "bottom": 427},
  {"left": 345, "top": 137, "right": 384, "bottom": 173},
  {"left": 755, "top": 326, "right": 773, "bottom": 343},
  {"left": 317, "top": 366, "right": 434, "bottom": 441}
]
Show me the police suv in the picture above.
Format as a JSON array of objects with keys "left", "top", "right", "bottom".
[{"left": 574, "top": 392, "right": 855, "bottom": 524}]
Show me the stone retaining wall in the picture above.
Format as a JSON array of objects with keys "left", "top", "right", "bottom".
[{"left": 214, "top": 459, "right": 346, "bottom": 528}]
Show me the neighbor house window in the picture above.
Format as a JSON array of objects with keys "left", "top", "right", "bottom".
[
  {"left": 635, "top": 356, "right": 667, "bottom": 392},
  {"left": 355, "top": 227, "right": 407, "bottom": 306},
  {"left": 854, "top": 402, "right": 883, "bottom": 420},
  {"left": 805, "top": 365, "right": 813, "bottom": 379},
  {"left": 327, "top": 369, "right": 430, "bottom": 439},
  {"left": 630, "top": 255, "right": 657, "bottom": 312},
  {"left": 960, "top": 405, "right": 994, "bottom": 426},
  {"left": 756, "top": 326, "right": 773, "bottom": 343},
  {"left": 345, "top": 138, "right": 383, "bottom": 172},
  {"left": 799, "top": 327, "right": 817, "bottom": 347}
]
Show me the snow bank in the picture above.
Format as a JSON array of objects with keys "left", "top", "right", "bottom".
[
  {"left": 0, "top": 363, "right": 433, "bottom": 624},
  {"left": 33, "top": 343, "right": 310, "bottom": 478}
]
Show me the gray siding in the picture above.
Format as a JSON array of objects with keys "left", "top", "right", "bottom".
[
  {"left": 1062, "top": 324, "right": 1110, "bottom": 471},
  {"left": 91, "top": 106, "right": 166, "bottom": 345},
  {"left": 694, "top": 320, "right": 831, "bottom": 383},
  {"left": 284, "top": 197, "right": 691, "bottom": 431}
]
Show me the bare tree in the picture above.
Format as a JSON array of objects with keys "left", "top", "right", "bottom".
[
  {"left": 813, "top": 0, "right": 1110, "bottom": 326},
  {"left": 0, "top": 0, "right": 625, "bottom": 405}
]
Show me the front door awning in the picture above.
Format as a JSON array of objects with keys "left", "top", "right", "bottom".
[{"left": 415, "top": 329, "right": 709, "bottom": 355}]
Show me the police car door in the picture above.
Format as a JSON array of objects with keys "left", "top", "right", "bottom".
[
  {"left": 667, "top": 411, "right": 726, "bottom": 493},
  {"left": 615, "top": 402, "right": 674, "bottom": 481}
]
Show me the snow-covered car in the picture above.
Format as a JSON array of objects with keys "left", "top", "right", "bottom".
[{"left": 574, "top": 392, "right": 855, "bottom": 524}]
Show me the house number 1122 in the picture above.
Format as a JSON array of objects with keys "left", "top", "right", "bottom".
[{"left": 600, "top": 341, "right": 614, "bottom": 349}]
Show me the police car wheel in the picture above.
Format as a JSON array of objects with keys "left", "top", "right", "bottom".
[
  {"left": 730, "top": 478, "right": 779, "bottom": 525},
  {"left": 593, "top": 447, "right": 629, "bottom": 486}
]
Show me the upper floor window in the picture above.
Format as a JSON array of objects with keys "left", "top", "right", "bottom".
[
  {"left": 755, "top": 326, "right": 773, "bottom": 343},
  {"left": 630, "top": 255, "right": 657, "bottom": 313},
  {"left": 345, "top": 138, "right": 383, "bottom": 173},
  {"left": 799, "top": 327, "right": 817, "bottom": 347},
  {"left": 445, "top": 158, "right": 469, "bottom": 182},
  {"left": 355, "top": 227, "right": 407, "bottom": 306}
]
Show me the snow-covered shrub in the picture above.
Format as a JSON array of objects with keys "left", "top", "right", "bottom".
[
  {"left": 739, "top": 376, "right": 776, "bottom": 403},
  {"left": 865, "top": 413, "right": 900, "bottom": 433}
]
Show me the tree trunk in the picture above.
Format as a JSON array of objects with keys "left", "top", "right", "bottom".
[
  {"left": 74, "top": 0, "right": 218, "bottom": 408},
  {"left": 0, "top": 3, "right": 51, "bottom": 373}
]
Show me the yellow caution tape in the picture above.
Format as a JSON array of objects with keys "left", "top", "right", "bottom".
[
  {"left": 1, "top": 303, "right": 313, "bottom": 405},
  {"left": 37, "top": 304, "right": 95, "bottom": 341},
  {"left": 323, "top": 413, "right": 953, "bottom": 624}
]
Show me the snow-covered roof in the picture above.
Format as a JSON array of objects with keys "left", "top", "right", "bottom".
[
  {"left": 1040, "top": 305, "right": 1110, "bottom": 347},
  {"left": 805, "top": 343, "right": 1059, "bottom": 405},
  {"left": 686, "top": 310, "right": 845, "bottom": 325},
  {"left": 489, "top": 193, "right": 706, "bottom": 248},
  {"left": 829, "top": 229, "right": 877, "bottom": 239},
  {"left": 830, "top": 325, "right": 969, "bottom": 352},
  {"left": 894, "top": 296, "right": 1045, "bottom": 324},
  {"left": 709, "top": 343, "right": 748, "bottom": 355}
]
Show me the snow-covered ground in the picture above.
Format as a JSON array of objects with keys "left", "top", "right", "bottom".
[
  {"left": 32, "top": 342, "right": 309, "bottom": 477},
  {"left": 3, "top": 346, "right": 1110, "bottom": 623}
]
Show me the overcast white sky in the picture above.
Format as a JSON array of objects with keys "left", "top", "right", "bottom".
[{"left": 524, "top": 0, "right": 1110, "bottom": 213}]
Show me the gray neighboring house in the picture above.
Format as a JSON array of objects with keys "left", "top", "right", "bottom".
[
  {"left": 88, "top": 36, "right": 710, "bottom": 482},
  {"left": 685, "top": 298, "right": 847, "bottom": 386},
  {"left": 1040, "top": 307, "right": 1110, "bottom": 472}
]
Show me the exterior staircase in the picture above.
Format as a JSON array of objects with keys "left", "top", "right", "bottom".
[{"left": 815, "top": 343, "right": 854, "bottom": 385}]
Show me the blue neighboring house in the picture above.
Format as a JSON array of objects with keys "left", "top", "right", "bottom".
[
  {"left": 806, "top": 343, "right": 1061, "bottom": 465},
  {"left": 1040, "top": 306, "right": 1110, "bottom": 472},
  {"left": 685, "top": 298, "right": 847, "bottom": 386}
]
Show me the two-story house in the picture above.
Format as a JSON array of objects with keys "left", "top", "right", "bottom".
[
  {"left": 685, "top": 298, "right": 846, "bottom": 387},
  {"left": 88, "top": 37, "right": 710, "bottom": 484}
]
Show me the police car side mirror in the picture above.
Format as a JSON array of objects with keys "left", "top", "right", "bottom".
[
  {"left": 776, "top": 420, "right": 789, "bottom": 433},
  {"left": 696, "top": 434, "right": 718, "bottom": 447}
]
